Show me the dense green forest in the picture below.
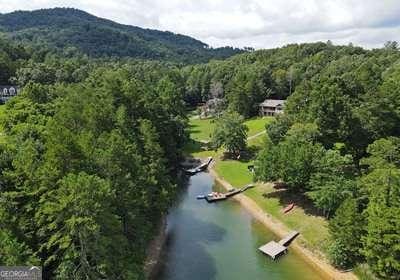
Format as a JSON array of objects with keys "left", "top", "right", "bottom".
[
  {"left": 183, "top": 42, "right": 400, "bottom": 278},
  {"left": 0, "top": 37, "right": 188, "bottom": 279},
  {"left": 0, "top": 9, "right": 399, "bottom": 279},
  {"left": 0, "top": 8, "right": 245, "bottom": 64}
]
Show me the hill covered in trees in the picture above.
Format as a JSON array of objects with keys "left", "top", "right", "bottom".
[
  {"left": 0, "top": 35, "right": 189, "bottom": 278},
  {"left": 0, "top": 8, "right": 245, "bottom": 63},
  {"left": 183, "top": 42, "right": 400, "bottom": 279},
  {"left": 0, "top": 21, "right": 399, "bottom": 278}
]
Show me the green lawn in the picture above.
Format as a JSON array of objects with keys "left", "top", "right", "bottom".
[
  {"left": 188, "top": 116, "right": 273, "bottom": 142},
  {"left": 213, "top": 157, "right": 330, "bottom": 255},
  {"left": 214, "top": 160, "right": 254, "bottom": 187},
  {"left": 244, "top": 117, "right": 274, "bottom": 137},
  {"left": 246, "top": 185, "right": 330, "bottom": 254},
  {"left": 186, "top": 112, "right": 331, "bottom": 257},
  {"left": 188, "top": 118, "right": 215, "bottom": 142}
]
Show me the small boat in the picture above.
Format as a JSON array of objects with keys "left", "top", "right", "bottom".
[
  {"left": 283, "top": 203, "right": 295, "bottom": 213},
  {"left": 184, "top": 157, "right": 213, "bottom": 176},
  {"left": 197, "top": 195, "right": 206, "bottom": 200}
]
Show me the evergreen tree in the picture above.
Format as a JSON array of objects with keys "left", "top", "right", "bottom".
[{"left": 328, "top": 198, "right": 365, "bottom": 269}]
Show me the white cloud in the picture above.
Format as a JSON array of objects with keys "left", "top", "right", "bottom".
[{"left": 0, "top": 0, "right": 400, "bottom": 49}]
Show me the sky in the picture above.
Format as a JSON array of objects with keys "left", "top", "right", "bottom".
[{"left": 0, "top": 0, "right": 399, "bottom": 49}]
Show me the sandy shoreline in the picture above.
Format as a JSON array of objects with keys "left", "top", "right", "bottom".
[{"left": 208, "top": 166, "right": 358, "bottom": 280}]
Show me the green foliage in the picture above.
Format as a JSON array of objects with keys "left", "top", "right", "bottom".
[
  {"left": 255, "top": 123, "right": 324, "bottom": 190},
  {"left": 0, "top": 8, "right": 244, "bottom": 64},
  {"left": 266, "top": 114, "right": 293, "bottom": 144},
  {"left": 225, "top": 65, "right": 267, "bottom": 117},
  {"left": 307, "top": 150, "right": 356, "bottom": 217},
  {"left": 361, "top": 137, "right": 400, "bottom": 170},
  {"left": 211, "top": 111, "right": 248, "bottom": 155},
  {"left": 361, "top": 167, "right": 400, "bottom": 279},
  {"left": 328, "top": 199, "right": 365, "bottom": 269},
  {"left": 0, "top": 63, "right": 186, "bottom": 278}
]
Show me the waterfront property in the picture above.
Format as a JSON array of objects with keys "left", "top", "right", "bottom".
[
  {"left": 259, "top": 99, "right": 285, "bottom": 116},
  {"left": 157, "top": 173, "right": 323, "bottom": 280}
]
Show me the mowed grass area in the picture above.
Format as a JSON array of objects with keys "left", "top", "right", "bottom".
[
  {"left": 244, "top": 117, "right": 274, "bottom": 137},
  {"left": 213, "top": 158, "right": 330, "bottom": 255},
  {"left": 246, "top": 185, "right": 330, "bottom": 254},
  {"left": 214, "top": 160, "right": 253, "bottom": 187},
  {"left": 188, "top": 116, "right": 274, "bottom": 142},
  {"left": 188, "top": 118, "right": 215, "bottom": 142},
  {"left": 186, "top": 113, "right": 330, "bottom": 258}
]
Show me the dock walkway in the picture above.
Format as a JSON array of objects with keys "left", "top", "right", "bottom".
[
  {"left": 204, "top": 184, "right": 255, "bottom": 203},
  {"left": 278, "top": 231, "right": 299, "bottom": 246}
]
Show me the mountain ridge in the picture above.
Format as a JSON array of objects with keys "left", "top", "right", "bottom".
[{"left": 0, "top": 7, "right": 245, "bottom": 63}]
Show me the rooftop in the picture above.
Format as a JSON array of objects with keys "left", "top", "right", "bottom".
[{"left": 260, "top": 99, "right": 285, "bottom": 107}]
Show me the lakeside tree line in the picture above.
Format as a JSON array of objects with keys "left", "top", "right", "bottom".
[
  {"left": 184, "top": 42, "right": 400, "bottom": 278},
  {"left": 0, "top": 37, "right": 188, "bottom": 279}
]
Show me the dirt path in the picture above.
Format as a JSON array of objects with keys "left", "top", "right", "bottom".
[
  {"left": 208, "top": 165, "right": 358, "bottom": 280},
  {"left": 247, "top": 130, "right": 266, "bottom": 140}
]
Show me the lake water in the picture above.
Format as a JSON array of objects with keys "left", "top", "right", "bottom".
[{"left": 156, "top": 172, "right": 325, "bottom": 280}]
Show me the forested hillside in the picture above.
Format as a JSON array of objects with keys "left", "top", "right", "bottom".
[
  {"left": 0, "top": 8, "right": 245, "bottom": 63},
  {"left": 183, "top": 42, "right": 400, "bottom": 279},
  {"left": 0, "top": 37, "right": 188, "bottom": 279},
  {"left": 0, "top": 15, "right": 399, "bottom": 278}
]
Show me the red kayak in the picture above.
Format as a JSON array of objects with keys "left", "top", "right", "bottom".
[{"left": 283, "top": 203, "right": 295, "bottom": 213}]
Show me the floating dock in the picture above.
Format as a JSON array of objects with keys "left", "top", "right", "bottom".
[
  {"left": 205, "top": 194, "right": 227, "bottom": 202},
  {"left": 184, "top": 157, "right": 213, "bottom": 175},
  {"left": 259, "top": 241, "right": 287, "bottom": 260},
  {"left": 204, "top": 184, "right": 255, "bottom": 203},
  {"left": 258, "top": 231, "right": 300, "bottom": 260}
]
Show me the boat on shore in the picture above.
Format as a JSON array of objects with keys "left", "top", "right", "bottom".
[
  {"left": 283, "top": 203, "right": 295, "bottom": 213},
  {"left": 184, "top": 157, "right": 213, "bottom": 175}
]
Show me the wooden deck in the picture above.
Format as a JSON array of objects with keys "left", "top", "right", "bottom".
[
  {"left": 259, "top": 241, "right": 287, "bottom": 260},
  {"left": 259, "top": 231, "right": 300, "bottom": 260}
]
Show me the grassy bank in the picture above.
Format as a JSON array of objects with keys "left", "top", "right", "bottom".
[
  {"left": 183, "top": 114, "right": 365, "bottom": 279},
  {"left": 186, "top": 115, "right": 331, "bottom": 256}
]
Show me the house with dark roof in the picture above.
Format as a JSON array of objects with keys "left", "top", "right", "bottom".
[
  {"left": 259, "top": 99, "right": 285, "bottom": 116},
  {"left": 0, "top": 85, "right": 19, "bottom": 104}
]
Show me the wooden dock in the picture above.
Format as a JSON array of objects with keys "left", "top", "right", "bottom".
[
  {"left": 185, "top": 157, "right": 213, "bottom": 175},
  {"left": 204, "top": 184, "right": 254, "bottom": 203},
  {"left": 205, "top": 194, "right": 227, "bottom": 202},
  {"left": 259, "top": 241, "right": 287, "bottom": 260},
  {"left": 258, "top": 231, "right": 300, "bottom": 260},
  {"left": 278, "top": 231, "right": 299, "bottom": 246}
]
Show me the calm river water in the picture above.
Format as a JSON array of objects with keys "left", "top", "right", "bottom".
[{"left": 156, "top": 172, "right": 324, "bottom": 280}]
